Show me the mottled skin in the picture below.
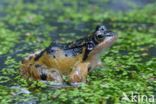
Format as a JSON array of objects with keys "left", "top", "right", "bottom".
[{"left": 20, "top": 25, "right": 117, "bottom": 83}]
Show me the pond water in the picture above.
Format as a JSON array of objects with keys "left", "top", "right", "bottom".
[{"left": 0, "top": 0, "right": 156, "bottom": 104}]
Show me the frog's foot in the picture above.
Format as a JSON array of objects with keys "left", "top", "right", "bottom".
[
  {"left": 69, "top": 62, "right": 89, "bottom": 83},
  {"left": 88, "top": 60, "right": 104, "bottom": 72},
  {"left": 46, "top": 70, "right": 63, "bottom": 83}
]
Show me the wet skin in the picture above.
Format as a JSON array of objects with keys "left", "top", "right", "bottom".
[{"left": 20, "top": 25, "right": 117, "bottom": 83}]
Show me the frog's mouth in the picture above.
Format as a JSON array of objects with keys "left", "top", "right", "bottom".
[
  {"left": 100, "top": 31, "right": 117, "bottom": 48},
  {"left": 104, "top": 31, "right": 117, "bottom": 43}
]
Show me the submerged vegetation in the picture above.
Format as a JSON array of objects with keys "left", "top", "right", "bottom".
[{"left": 0, "top": 0, "right": 156, "bottom": 103}]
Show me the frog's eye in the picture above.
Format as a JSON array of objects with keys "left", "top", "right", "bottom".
[
  {"left": 94, "top": 25, "right": 108, "bottom": 42},
  {"left": 97, "top": 34, "right": 104, "bottom": 39},
  {"left": 95, "top": 33, "right": 105, "bottom": 42}
]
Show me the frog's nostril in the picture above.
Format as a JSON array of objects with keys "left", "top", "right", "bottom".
[{"left": 105, "top": 32, "right": 116, "bottom": 37}]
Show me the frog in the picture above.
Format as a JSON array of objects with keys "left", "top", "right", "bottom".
[{"left": 20, "top": 25, "right": 117, "bottom": 83}]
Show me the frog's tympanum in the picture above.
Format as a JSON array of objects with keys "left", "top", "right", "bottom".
[{"left": 20, "top": 25, "right": 117, "bottom": 83}]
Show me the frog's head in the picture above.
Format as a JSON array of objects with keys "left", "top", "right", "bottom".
[
  {"left": 88, "top": 25, "right": 117, "bottom": 56},
  {"left": 93, "top": 25, "right": 117, "bottom": 44}
]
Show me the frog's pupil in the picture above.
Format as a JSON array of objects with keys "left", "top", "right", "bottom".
[
  {"left": 101, "top": 28, "right": 104, "bottom": 31},
  {"left": 97, "top": 34, "right": 103, "bottom": 38}
]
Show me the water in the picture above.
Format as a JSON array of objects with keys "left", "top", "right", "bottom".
[{"left": 0, "top": 0, "right": 156, "bottom": 103}]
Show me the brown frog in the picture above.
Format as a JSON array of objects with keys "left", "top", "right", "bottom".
[{"left": 20, "top": 25, "right": 117, "bottom": 83}]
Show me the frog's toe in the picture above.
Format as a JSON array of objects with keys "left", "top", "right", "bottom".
[
  {"left": 47, "top": 70, "right": 63, "bottom": 83},
  {"left": 69, "top": 73, "right": 82, "bottom": 83},
  {"left": 69, "top": 70, "right": 84, "bottom": 83}
]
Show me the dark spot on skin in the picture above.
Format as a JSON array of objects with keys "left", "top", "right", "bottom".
[
  {"left": 51, "top": 49, "right": 54, "bottom": 53},
  {"left": 50, "top": 48, "right": 56, "bottom": 53},
  {"left": 40, "top": 73, "right": 47, "bottom": 80},
  {"left": 29, "top": 56, "right": 33, "bottom": 60},
  {"left": 53, "top": 55, "right": 56, "bottom": 58},
  {"left": 35, "top": 64, "right": 41, "bottom": 68},
  {"left": 46, "top": 44, "right": 60, "bottom": 54},
  {"left": 34, "top": 50, "right": 45, "bottom": 61},
  {"left": 64, "top": 49, "right": 74, "bottom": 57},
  {"left": 79, "top": 51, "right": 82, "bottom": 54},
  {"left": 21, "top": 60, "right": 25, "bottom": 64},
  {"left": 65, "top": 54, "right": 68, "bottom": 57}
]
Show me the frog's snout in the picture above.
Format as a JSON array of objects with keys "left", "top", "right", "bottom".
[
  {"left": 104, "top": 31, "right": 117, "bottom": 44},
  {"left": 94, "top": 25, "right": 117, "bottom": 43},
  {"left": 105, "top": 31, "right": 116, "bottom": 37},
  {"left": 96, "top": 30, "right": 117, "bottom": 40}
]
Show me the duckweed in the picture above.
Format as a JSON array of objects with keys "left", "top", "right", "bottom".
[{"left": 0, "top": 0, "right": 156, "bottom": 103}]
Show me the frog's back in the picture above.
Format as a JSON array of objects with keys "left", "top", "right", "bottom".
[
  {"left": 40, "top": 41, "right": 84, "bottom": 74},
  {"left": 30, "top": 40, "right": 86, "bottom": 75}
]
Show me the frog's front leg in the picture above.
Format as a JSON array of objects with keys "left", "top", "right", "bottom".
[
  {"left": 69, "top": 62, "right": 90, "bottom": 83},
  {"left": 88, "top": 55, "right": 104, "bottom": 72}
]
